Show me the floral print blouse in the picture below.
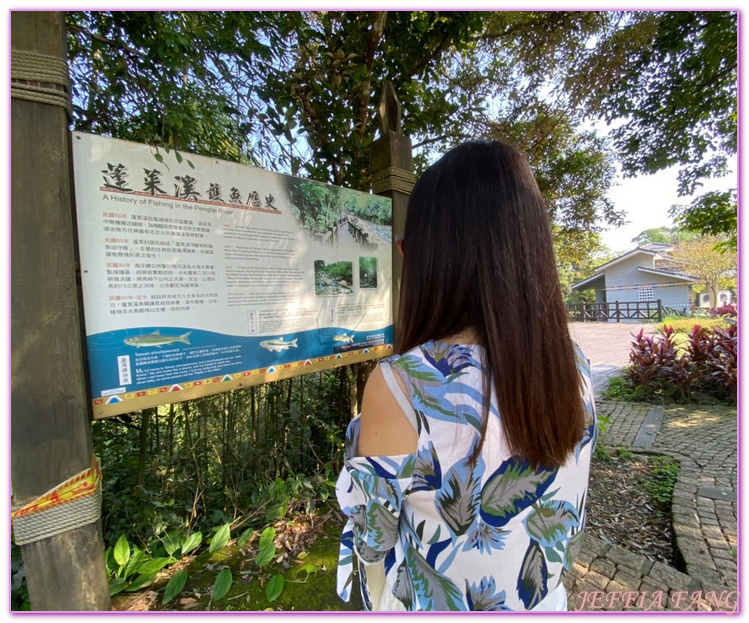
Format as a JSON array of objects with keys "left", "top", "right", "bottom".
[{"left": 336, "top": 340, "right": 596, "bottom": 611}]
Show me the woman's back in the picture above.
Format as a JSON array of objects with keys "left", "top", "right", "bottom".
[{"left": 336, "top": 339, "right": 596, "bottom": 611}]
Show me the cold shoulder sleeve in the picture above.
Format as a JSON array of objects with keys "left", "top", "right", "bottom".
[{"left": 335, "top": 415, "right": 416, "bottom": 602}]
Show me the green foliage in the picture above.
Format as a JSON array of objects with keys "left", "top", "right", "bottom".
[
  {"left": 616, "top": 448, "right": 634, "bottom": 461},
  {"left": 105, "top": 533, "right": 174, "bottom": 596},
  {"left": 671, "top": 236, "right": 737, "bottom": 306},
  {"left": 605, "top": 324, "right": 737, "bottom": 404},
  {"left": 593, "top": 445, "right": 613, "bottom": 463},
  {"left": 266, "top": 574, "right": 285, "bottom": 602},
  {"left": 579, "top": 11, "right": 736, "bottom": 195},
  {"left": 212, "top": 568, "right": 233, "bottom": 602},
  {"left": 255, "top": 527, "right": 277, "bottom": 568},
  {"left": 162, "top": 569, "right": 188, "bottom": 604},
  {"left": 630, "top": 226, "right": 698, "bottom": 247},
  {"left": 641, "top": 455, "right": 679, "bottom": 507},
  {"left": 209, "top": 524, "right": 232, "bottom": 556},
  {"left": 11, "top": 544, "right": 30, "bottom": 611},
  {"left": 656, "top": 316, "right": 728, "bottom": 334},
  {"left": 670, "top": 189, "right": 737, "bottom": 252},
  {"left": 603, "top": 376, "right": 652, "bottom": 403}
]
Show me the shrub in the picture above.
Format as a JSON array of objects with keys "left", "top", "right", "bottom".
[
  {"left": 656, "top": 316, "right": 729, "bottom": 334},
  {"left": 618, "top": 323, "right": 736, "bottom": 404},
  {"left": 709, "top": 303, "right": 737, "bottom": 318}
]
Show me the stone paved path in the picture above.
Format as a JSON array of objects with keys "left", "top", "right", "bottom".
[
  {"left": 561, "top": 322, "right": 738, "bottom": 613},
  {"left": 563, "top": 400, "right": 738, "bottom": 612},
  {"left": 568, "top": 321, "right": 656, "bottom": 396}
]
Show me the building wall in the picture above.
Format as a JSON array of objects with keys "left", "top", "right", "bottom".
[{"left": 594, "top": 252, "right": 692, "bottom": 321}]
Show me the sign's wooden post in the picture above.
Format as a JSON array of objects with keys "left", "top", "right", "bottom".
[
  {"left": 371, "top": 81, "right": 415, "bottom": 332},
  {"left": 11, "top": 11, "right": 110, "bottom": 610}
]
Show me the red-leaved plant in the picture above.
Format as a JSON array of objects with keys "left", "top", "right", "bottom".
[
  {"left": 625, "top": 322, "right": 737, "bottom": 402},
  {"left": 709, "top": 303, "right": 737, "bottom": 318}
]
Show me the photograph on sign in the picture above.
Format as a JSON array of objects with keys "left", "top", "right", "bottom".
[{"left": 72, "top": 132, "right": 393, "bottom": 418}]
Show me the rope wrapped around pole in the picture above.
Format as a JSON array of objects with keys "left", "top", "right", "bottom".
[
  {"left": 371, "top": 166, "right": 415, "bottom": 195},
  {"left": 11, "top": 455, "right": 102, "bottom": 546},
  {"left": 11, "top": 47, "right": 72, "bottom": 119}
]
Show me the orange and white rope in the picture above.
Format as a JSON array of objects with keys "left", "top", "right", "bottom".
[{"left": 12, "top": 455, "right": 102, "bottom": 545}]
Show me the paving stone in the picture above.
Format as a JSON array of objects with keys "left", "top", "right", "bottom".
[
  {"left": 635, "top": 584, "right": 668, "bottom": 611},
  {"left": 589, "top": 559, "right": 617, "bottom": 579},
  {"left": 676, "top": 535, "right": 709, "bottom": 559},
  {"left": 569, "top": 330, "right": 737, "bottom": 606},
  {"left": 706, "top": 537, "right": 730, "bottom": 550},
  {"left": 700, "top": 517, "right": 720, "bottom": 526},
  {"left": 605, "top": 545, "right": 650, "bottom": 574},
  {"left": 583, "top": 570, "right": 611, "bottom": 590},
  {"left": 612, "top": 568, "right": 641, "bottom": 589},
  {"left": 695, "top": 569, "right": 726, "bottom": 587},
  {"left": 572, "top": 560, "right": 589, "bottom": 574},
  {"left": 647, "top": 561, "right": 691, "bottom": 592},
  {"left": 710, "top": 548, "right": 734, "bottom": 561},
  {"left": 675, "top": 524, "right": 702, "bottom": 540},
  {"left": 579, "top": 532, "right": 610, "bottom": 556},
  {"left": 713, "top": 558, "right": 736, "bottom": 572}
]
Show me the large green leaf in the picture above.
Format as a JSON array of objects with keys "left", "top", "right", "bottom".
[
  {"left": 181, "top": 531, "right": 203, "bottom": 555},
  {"left": 124, "top": 573, "right": 156, "bottom": 592},
  {"left": 255, "top": 527, "right": 276, "bottom": 567},
  {"left": 162, "top": 569, "right": 188, "bottom": 604},
  {"left": 209, "top": 523, "right": 232, "bottom": 555},
  {"left": 108, "top": 577, "right": 129, "bottom": 597},
  {"left": 123, "top": 547, "right": 146, "bottom": 579},
  {"left": 266, "top": 574, "right": 284, "bottom": 602},
  {"left": 236, "top": 528, "right": 253, "bottom": 548},
  {"left": 162, "top": 529, "right": 182, "bottom": 556},
  {"left": 212, "top": 568, "right": 233, "bottom": 601},
  {"left": 113, "top": 534, "right": 130, "bottom": 567},
  {"left": 137, "top": 557, "right": 175, "bottom": 576}
]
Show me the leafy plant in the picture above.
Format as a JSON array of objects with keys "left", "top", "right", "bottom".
[
  {"left": 266, "top": 574, "right": 285, "bottom": 602},
  {"left": 106, "top": 534, "right": 172, "bottom": 596},
  {"left": 641, "top": 456, "right": 679, "bottom": 507},
  {"left": 11, "top": 543, "right": 30, "bottom": 611},
  {"left": 212, "top": 568, "right": 233, "bottom": 602},
  {"left": 615, "top": 323, "right": 737, "bottom": 404},
  {"left": 710, "top": 303, "right": 737, "bottom": 318},
  {"left": 162, "top": 569, "right": 188, "bottom": 605},
  {"left": 255, "top": 526, "right": 277, "bottom": 568}
]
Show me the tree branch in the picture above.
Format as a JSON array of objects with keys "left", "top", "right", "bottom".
[{"left": 67, "top": 22, "right": 147, "bottom": 59}]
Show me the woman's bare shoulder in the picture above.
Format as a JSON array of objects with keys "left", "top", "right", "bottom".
[{"left": 357, "top": 364, "right": 418, "bottom": 457}]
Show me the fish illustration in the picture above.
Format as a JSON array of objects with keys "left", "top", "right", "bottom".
[
  {"left": 259, "top": 337, "right": 298, "bottom": 352},
  {"left": 333, "top": 333, "right": 354, "bottom": 343},
  {"left": 124, "top": 330, "right": 191, "bottom": 348}
]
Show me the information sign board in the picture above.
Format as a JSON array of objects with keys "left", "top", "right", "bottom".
[{"left": 72, "top": 132, "right": 393, "bottom": 418}]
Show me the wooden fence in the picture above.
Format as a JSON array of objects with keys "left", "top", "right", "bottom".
[{"left": 567, "top": 300, "right": 663, "bottom": 323}]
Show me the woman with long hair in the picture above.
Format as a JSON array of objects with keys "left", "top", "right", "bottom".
[{"left": 336, "top": 140, "right": 596, "bottom": 611}]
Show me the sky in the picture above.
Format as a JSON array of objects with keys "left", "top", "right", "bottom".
[{"left": 600, "top": 158, "right": 738, "bottom": 254}]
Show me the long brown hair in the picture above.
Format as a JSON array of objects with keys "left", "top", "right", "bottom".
[{"left": 395, "top": 140, "right": 585, "bottom": 468}]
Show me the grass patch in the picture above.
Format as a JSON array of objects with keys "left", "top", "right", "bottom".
[
  {"left": 603, "top": 376, "right": 656, "bottom": 403},
  {"left": 657, "top": 316, "right": 728, "bottom": 335},
  {"left": 640, "top": 455, "right": 679, "bottom": 513}
]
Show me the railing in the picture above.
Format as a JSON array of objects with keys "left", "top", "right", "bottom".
[
  {"left": 661, "top": 306, "right": 689, "bottom": 317},
  {"left": 567, "top": 300, "right": 663, "bottom": 323}
]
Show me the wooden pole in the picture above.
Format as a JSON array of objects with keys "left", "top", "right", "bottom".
[
  {"left": 11, "top": 11, "right": 110, "bottom": 610},
  {"left": 371, "top": 81, "right": 414, "bottom": 332}
]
